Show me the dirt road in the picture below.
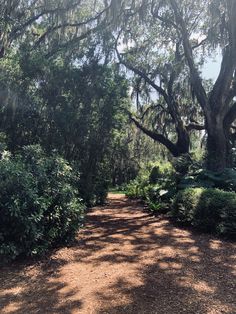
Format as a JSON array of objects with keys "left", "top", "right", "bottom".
[{"left": 0, "top": 194, "right": 235, "bottom": 314}]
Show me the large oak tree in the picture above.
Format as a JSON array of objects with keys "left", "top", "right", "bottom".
[{"left": 110, "top": 0, "right": 236, "bottom": 171}]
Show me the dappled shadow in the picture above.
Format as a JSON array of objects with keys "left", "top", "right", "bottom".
[
  {"left": 74, "top": 194, "right": 236, "bottom": 313},
  {"left": 0, "top": 258, "right": 83, "bottom": 314},
  {"left": 0, "top": 193, "right": 235, "bottom": 313}
]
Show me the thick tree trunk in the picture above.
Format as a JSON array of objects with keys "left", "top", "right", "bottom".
[
  {"left": 176, "top": 124, "right": 190, "bottom": 156},
  {"left": 170, "top": 0, "right": 236, "bottom": 172},
  {"left": 206, "top": 96, "right": 236, "bottom": 171},
  {"left": 206, "top": 115, "right": 228, "bottom": 172}
]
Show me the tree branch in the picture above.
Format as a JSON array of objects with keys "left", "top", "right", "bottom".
[
  {"left": 129, "top": 114, "right": 179, "bottom": 156},
  {"left": 44, "top": 26, "right": 98, "bottom": 58},
  {"left": 10, "top": 1, "right": 83, "bottom": 40},
  {"left": 138, "top": 103, "right": 166, "bottom": 120},
  {"left": 151, "top": 0, "right": 179, "bottom": 29},
  {"left": 191, "top": 36, "right": 208, "bottom": 50},
  {"left": 186, "top": 122, "right": 205, "bottom": 131},
  {"left": 34, "top": 5, "right": 110, "bottom": 47},
  {"left": 169, "top": 0, "right": 207, "bottom": 110},
  {"left": 208, "top": 0, "right": 236, "bottom": 112},
  {"left": 115, "top": 41, "right": 169, "bottom": 104}
]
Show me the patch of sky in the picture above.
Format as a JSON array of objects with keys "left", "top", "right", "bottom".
[{"left": 201, "top": 49, "right": 222, "bottom": 82}]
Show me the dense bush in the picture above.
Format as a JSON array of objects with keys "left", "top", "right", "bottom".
[
  {"left": 126, "top": 161, "right": 176, "bottom": 212},
  {"left": 178, "top": 168, "right": 236, "bottom": 191},
  {"left": 172, "top": 154, "right": 193, "bottom": 175},
  {"left": 172, "top": 187, "right": 236, "bottom": 238},
  {"left": 0, "top": 145, "right": 85, "bottom": 261},
  {"left": 126, "top": 159, "right": 236, "bottom": 239}
]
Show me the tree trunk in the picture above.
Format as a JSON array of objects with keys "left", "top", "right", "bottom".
[
  {"left": 176, "top": 124, "right": 190, "bottom": 156},
  {"left": 206, "top": 115, "right": 228, "bottom": 172},
  {"left": 225, "top": 128, "right": 234, "bottom": 168}
]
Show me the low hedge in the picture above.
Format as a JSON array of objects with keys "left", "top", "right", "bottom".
[{"left": 172, "top": 187, "right": 236, "bottom": 238}]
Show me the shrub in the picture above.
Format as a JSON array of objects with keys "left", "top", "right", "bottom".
[
  {"left": 0, "top": 145, "right": 85, "bottom": 261},
  {"left": 178, "top": 168, "right": 236, "bottom": 191},
  {"left": 77, "top": 159, "right": 111, "bottom": 206},
  {"left": 126, "top": 161, "right": 176, "bottom": 212},
  {"left": 172, "top": 154, "right": 193, "bottom": 175},
  {"left": 172, "top": 187, "right": 236, "bottom": 238},
  {"left": 126, "top": 179, "right": 145, "bottom": 199},
  {"left": 149, "top": 166, "right": 160, "bottom": 184}
]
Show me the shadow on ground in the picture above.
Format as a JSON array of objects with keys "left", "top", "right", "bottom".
[{"left": 0, "top": 194, "right": 235, "bottom": 314}]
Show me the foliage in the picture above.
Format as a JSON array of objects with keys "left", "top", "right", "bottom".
[
  {"left": 126, "top": 161, "right": 176, "bottom": 212},
  {"left": 0, "top": 51, "right": 129, "bottom": 205},
  {"left": 1, "top": 0, "right": 236, "bottom": 260},
  {"left": 172, "top": 154, "right": 194, "bottom": 176},
  {"left": 0, "top": 0, "right": 112, "bottom": 60},
  {"left": 0, "top": 145, "right": 85, "bottom": 261},
  {"left": 109, "top": 121, "right": 163, "bottom": 187},
  {"left": 111, "top": 0, "right": 236, "bottom": 171},
  {"left": 178, "top": 168, "right": 236, "bottom": 191},
  {"left": 172, "top": 188, "right": 236, "bottom": 239},
  {"left": 127, "top": 155, "right": 236, "bottom": 238}
]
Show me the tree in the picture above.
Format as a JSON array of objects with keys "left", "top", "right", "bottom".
[
  {"left": 111, "top": 0, "right": 236, "bottom": 171},
  {"left": 0, "top": 48, "right": 129, "bottom": 204},
  {"left": 109, "top": 114, "right": 163, "bottom": 186},
  {"left": 118, "top": 48, "right": 205, "bottom": 157},
  {"left": 0, "top": 0, "right": 115, "bottom": 59},
  {"left": 110, "top": 1, "right": 205, "bottom": 158},
  {"left": 168, "top": 0, "right": 236, "bottom": 171}
]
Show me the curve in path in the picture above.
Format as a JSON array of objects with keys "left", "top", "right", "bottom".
[{"left": 0, "top": 194, "right": 236, "bottom": 314}]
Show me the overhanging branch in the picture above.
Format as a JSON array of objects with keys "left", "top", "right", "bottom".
[
  {"left": 169, "top": 0, "right": 207, "bottom": 111},
  {"left": 115, "top": 34, "right": 169, "bottom": 104},
  {"left": 129, "top": 114, "right": 179, "bottom": 156}
]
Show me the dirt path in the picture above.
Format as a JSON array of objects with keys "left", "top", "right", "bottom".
[{"left": 0, "top": 194, "right": 236, "bottom": 314}]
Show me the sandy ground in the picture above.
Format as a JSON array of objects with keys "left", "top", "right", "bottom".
[{"left": 0, "top": 193, "right": 235, "bottom": 314}]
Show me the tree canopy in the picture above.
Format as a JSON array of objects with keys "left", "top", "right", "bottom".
[
  {"left": 101, "top": 0, "right": 236, "bottom": 171},
  {"left": 1, "top": 0, "right": 236, "bottom": 261}
]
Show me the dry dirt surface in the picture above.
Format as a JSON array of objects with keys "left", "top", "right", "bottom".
[{"left": 0, "top": 194, "right": 236, "bottom": 314}]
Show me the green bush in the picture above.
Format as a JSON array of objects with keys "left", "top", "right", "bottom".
[
  {"left": 0, "top": 145, "right": 85, "bottom": 261},
  {"left": 126, "top": 180, "right": 145, "bottom": 199},
  {"left": 149, "top": 166, "right": 160, "bottom": 184},
  {"left": 172, "top": 187, "right": 236, "bottom": 238},
  {"left": 172, "top": 154, "right": 193, "bottom": 175},
  {"left": 178, "top": 168, "right": 236, "bottom": 191},
  {"left": 126, "top": 161, "right": 176, "bottom": 212}
]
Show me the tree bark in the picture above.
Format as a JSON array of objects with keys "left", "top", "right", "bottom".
[
  {"left": 130, "top": 116, "right": 190, "bottom": 157},
  {"left": 176, "top": 124, "right": 190, "bottom": 156},
  {"left": 206, "top": 112, "right": 228, "bottom": 171},
  {"left": 170, "top": 0, "right": 236, "bottom": 172}
]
